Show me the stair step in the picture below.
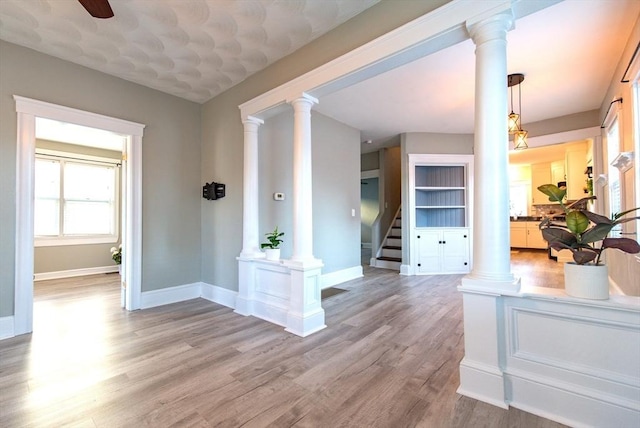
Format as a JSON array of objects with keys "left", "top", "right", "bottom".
[
  {"left": 377, "top": 256, "right": 401, "bottom": 262},
  {"left": 392, "top": 226, "right": 401, "bottom": 229},
  {"left": 383, "top": 245, "right": 401, "bottom": 250}
]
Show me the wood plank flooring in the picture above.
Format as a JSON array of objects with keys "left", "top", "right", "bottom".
[{"left": 1, "top": 252, "right": 566, "bottom": 427}]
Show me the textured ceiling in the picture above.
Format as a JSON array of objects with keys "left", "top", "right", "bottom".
[{"left": 0, "top": 0, "right": 380, "bottom": 103}]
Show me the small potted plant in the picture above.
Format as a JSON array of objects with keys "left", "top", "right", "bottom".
[
  {"left": 537, "top": 184, "right": 640, "bottom": 299},
  {"left": 261, "top": 226, "right": 284, "bottom": 261},
  {"left": 110, "top": 244, "right": 122, "bottom": 274}
]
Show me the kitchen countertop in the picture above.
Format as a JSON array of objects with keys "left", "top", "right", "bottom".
[{"left": 511, "top": 215, "right": 566, "bottom": 222}]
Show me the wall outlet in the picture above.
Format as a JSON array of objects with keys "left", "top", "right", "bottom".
[
  {"left": 351, "top": 208, "right": 356, "bottom": 217},
  {"left": 274, "top": 192, "right": 285, "bottom": 201}
]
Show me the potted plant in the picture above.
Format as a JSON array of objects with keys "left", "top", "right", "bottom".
[
  {"left": 110, "top": 244, "right": 122, "bottom": 274},
  {"left": 261, "top": 226, "right": 284, "bottom": 261},
  {"left": 537, "top": 184, "right": 640, "bottom": 299}
]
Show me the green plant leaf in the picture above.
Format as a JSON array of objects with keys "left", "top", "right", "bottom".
[
  {"left": 537, "top": 184, "right": 566, "bottom": 203},
  {"left": 602, "top": 237, "right": 640, "bottom": 254},
  {"left": 565, "top": 211, "right": 590, "bottom": 235},
  {"left": 572, "top": 250, "right": 598, "bottom": 265},
  {"left": 612, "top": 207, "right": 640, "bottom": 221},
  {"left": 581, "top": 210, "right": 611, "bottom": 225},
  {"left": 541, "top": 228, "right": 576, "bottom": 246},
  {"left": 580, "top": 223, "right": 614, "bottom": 244}
]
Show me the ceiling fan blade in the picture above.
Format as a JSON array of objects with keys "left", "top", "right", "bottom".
[{"left": 77, "top": 0, "right": 114, "bottom": 19}]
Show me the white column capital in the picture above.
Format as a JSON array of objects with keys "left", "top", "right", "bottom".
[
  {"left": 287, "top": 93, "right": 319, "bottom": 108},
  {"left": 242, "top": 115, "right": 264, "bottom": 127},
  {"left": 466, "top": 10, "right": 514, "bottom": 45}
]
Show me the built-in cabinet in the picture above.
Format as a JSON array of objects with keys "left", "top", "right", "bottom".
[
  {"left": 510, "top": 221, "right": 547, "bottom": 249},
  {"left": 408, "top": 155, "right": 473, "bottom": 275},
  {"left": 415, "top": 229, "right": 470, "bottom": 273}
]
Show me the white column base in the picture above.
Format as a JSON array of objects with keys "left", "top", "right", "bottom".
[
  {"left": 457, "top": 358, "right": 509, "bottom": 409},
  {"left": 235, "top": 258, "right": 257, "bottom": 316},
  {"left": 285, "top": 260, "right": 326, "bottom": 337},
  {"left": 461, "top": 275, "right": 521, "bottom": 294}
]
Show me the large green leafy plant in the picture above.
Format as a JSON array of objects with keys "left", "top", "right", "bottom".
[{"left": 537, "top": 184, "right": 640, "bottom": 265}]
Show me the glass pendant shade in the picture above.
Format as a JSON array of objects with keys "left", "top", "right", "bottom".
[
  {"left": 513, "top": 129, "right": 528, "bottom": 150},
  {"left": 508, "top": 112, "right": 520, "bottom": 134}
]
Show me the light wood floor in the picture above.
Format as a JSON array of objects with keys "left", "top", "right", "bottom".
[{"left": 1, "top": 252, "right": 566, "bottom": 427}]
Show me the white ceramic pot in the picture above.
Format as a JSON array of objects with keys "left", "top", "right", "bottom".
[
  {"left": 564, "top": 263, "right": 609, "bottom": 300},
  {"left": 264, "top": 248, "right": 281, "bottom": 261}
]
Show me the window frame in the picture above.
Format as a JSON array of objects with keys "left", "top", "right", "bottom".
[{"left": 34, "top": 149, "right": 120, "bottom": 247}]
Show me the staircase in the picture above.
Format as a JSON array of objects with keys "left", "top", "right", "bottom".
[{"left": 373, "top": 210, "right": 402, "bottom": 271}]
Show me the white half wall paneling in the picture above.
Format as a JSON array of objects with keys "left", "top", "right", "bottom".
[{"left": 503, "top": 296, "right": 640, "bottom": 427}]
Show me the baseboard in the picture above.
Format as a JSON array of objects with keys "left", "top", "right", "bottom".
[
  {"left": 201, "top": 282, "right": 237, "bottom": 309},
  {"left": 140, "top": 282, "right": 201, "bottom": 309},
  {"left": 400, "top": 264, "right": 412, "bottom": 275},
  {"left": 457, "top": 358, "right": 509, "bottom": 409},
  {"left": 506, "top": 370, "right": 640, "bottom": 428},
  {"left": 0, "top": 316, "right": 15, "bottom": 340},
  {"left": 321, "top": 265, "right": 363, "bottom": 289},
  {"left": 35, "top": 265, "right": 119, "bottom": 281}
]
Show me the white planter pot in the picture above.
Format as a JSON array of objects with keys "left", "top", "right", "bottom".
[
  {"left": 564, "top": 263, "right": 609, "bottom": 300},
  {"left": 264, "top": 248, "right": 281, "bottom": 261}
]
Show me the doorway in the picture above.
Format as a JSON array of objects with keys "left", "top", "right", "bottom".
[{"left": 14, "top": 96, "right": 145, "bottom": 336}]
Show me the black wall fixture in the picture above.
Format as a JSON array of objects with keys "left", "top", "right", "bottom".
[{"left": 203, "top": 182, "right": 226, "bottom": 200}]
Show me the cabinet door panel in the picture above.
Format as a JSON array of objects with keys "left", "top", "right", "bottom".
[
  {"left": 442, "top": 230, "right": 470, "bottom": 272},
  {"left": 416, "top": 231, "right": 441, "bottom": 273},
  {"left": 510, "top": 224, "right": 527, "bottom": 248}
]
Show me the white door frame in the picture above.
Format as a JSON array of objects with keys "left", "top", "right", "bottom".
[{"left": 13, "top": 96, "right": 145, "bottom": 335}]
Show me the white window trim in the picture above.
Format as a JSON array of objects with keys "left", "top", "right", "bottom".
[{"left": 34, "top": 149, "right": 120, "bottom": 247}]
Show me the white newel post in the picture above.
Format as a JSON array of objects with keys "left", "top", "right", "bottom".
[
  {"left": 236, "top": 116, "right": 264, "bottom": 316},
  {"left": 284, "top": 94, "right": 325, "bottom": 336},
  {"left": 457, "top": 9, "right": 519, "bottom": 409}
]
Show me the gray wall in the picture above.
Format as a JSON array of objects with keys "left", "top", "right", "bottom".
[
  {"left": 255, "top": 110, "right": 361, "bottom": 276},
  {"left": 34, "top": 140, "right": 122, "bottom": 274},
  {"left": 199, "top": 0, "right": 447, "bottom": 290},
  {"left": 0, "top": 40, "right": 201, "bottom": 317},
  {"left": 361, "top": 152, "right": 380, "bottom": 171},
  {"left": 361, "top": 178, "right": 379, "bottom": 245}
]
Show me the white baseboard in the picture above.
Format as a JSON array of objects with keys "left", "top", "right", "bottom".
[
  {"left": 140, "top": 282, "right": 201, "bottom": 309},
  {"left": 507, "top": 371, "right": 640, "bottom": 428},
  {"left": 201, "top": 282, "right": 237, "bottom": 309},
  {"left": 0, "top": 316, "right": 15, "bottom": 340},
  {"left": 321, "top": 265, "right": 363, "bottom": 289},
  {"left": 35, "top": 265, "right": 119, "bottom": 281}
]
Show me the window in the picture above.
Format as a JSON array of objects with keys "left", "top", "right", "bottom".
[
  {"left": 34, "top": 152, "right": 119, "bottom": 246},
  {"left": 606, "top": 117, "right": 622, "bottom": 237},
  {"left": 509, "top": 181, "right": 529, "bottom": 218}
]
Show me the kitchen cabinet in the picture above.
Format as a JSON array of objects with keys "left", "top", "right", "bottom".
[
  {"left": 510, "top": 221, "right": 547, "bottom": 249},
  {"left": 416, "top": 229, "right": 470, "bottom": 274},
  {"left": 551, "top": 160, "right": 565, "bottom": 184},
  {"left": 531, "top": 163, "right": 551, "bottom": 204},
  {"left": 565, "top": 147, "right": 587, "bottom": 201}
]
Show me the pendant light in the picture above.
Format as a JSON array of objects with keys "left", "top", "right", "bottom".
[{"left": 508, "top": 73, "right": 528, "bottom": 150}]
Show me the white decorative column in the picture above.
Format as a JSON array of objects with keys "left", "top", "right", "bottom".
[
  {"left": 457, "top": 9, "right": 517, "bottom": 410},
  {"left": 289, "top": 94, "right": 319, "bottom": 265},
  {"left": 236, "top": 115, "right": 264, "bottom": 316},
  {"left": 239, "top": 116, "right": 264, "bottom": 259},
  {"left": 462, "top": 11, "right": 519, "bottom": 292},
  {"left": 284, "top": 93, "right": 325, "bottom": 336}
]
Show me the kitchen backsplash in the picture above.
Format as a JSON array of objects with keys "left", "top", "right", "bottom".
[{"left": 532, "top": 201, "right": 588, "bottom": 217}]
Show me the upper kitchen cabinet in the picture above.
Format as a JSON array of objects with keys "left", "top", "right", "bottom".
[{"left": 565, "top": 145, "right": 588, "bottom": 200}]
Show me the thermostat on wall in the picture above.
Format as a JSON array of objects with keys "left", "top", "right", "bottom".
[{"left": 274, "top": 192, "right": 285, "bottom": 201}]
